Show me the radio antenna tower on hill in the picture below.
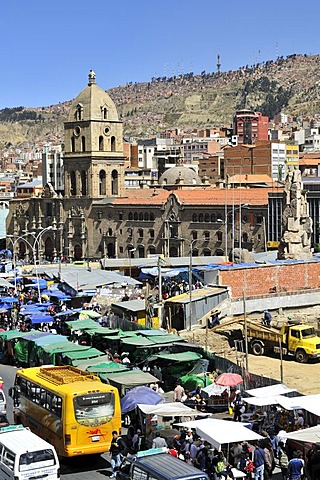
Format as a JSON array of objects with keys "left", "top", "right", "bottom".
[{"left": 217, "top": 54, "right": 221, "bottom": 74}]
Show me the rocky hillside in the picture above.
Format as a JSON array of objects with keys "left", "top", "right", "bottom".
[{"left": 2, "top": 54, "right": 320, "bottom": 146}]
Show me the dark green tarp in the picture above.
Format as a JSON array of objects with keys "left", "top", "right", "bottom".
[{"left": 152, "top": 352, "right": 202, "bottom": 362}]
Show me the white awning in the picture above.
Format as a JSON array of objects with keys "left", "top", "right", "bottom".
[
  {"left": 285, "top": 425, "right": 320, "bottom": 443},
  {"left": 245, "top": 384, "right": 296, "bottom": 397},
  {"left": 137, "top": 402, "right": 208, "bottom": 417},
  {"left": 175, "top": 418, "right": 263, "bottom": 451}
]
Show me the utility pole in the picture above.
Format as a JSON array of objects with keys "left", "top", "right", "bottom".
[{"left": 243, "top": 290, "right": 249, "bottom": 373}]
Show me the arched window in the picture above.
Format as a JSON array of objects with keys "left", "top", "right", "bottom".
[
  {"left": 203, "top": 248, "right": 211, "bottom": 256},
  {"left": 108, "top": 228, "right": 113, "bottom": 236},
  {"left": 138, "top": 229, "right": 143, "bottom": 238},
  {"left": 211, "top": 213, "right": 216, "bottom": 223},
  {"left": 138, "top": 245, "right": 145, "bottom": 258},
  {"left": 75, "top": 103, "right": 83, "bottom": 121},
  {"left": 144, "top": 212, "right": 149, "bottom": 221},
  {"left": 71, "top": 137, "right": 76, "bottom": 152},
  {"left": 192, "top": 230, "right": 198, "bottom": 240},
  {"left": 217, "top": 212, "right": 223, "bottom": 221},
  {"left": 192, "top": 213, "right": 197, "bottom": 222},
  {"left": 204, "top": 213, "right": 210, "bottom": 222},
  {"left": 111, "top": 169, "right": 118, "bottom": 195},
  {"left": 150, "top": 212, "right": 155, "bottom": 221},
  {"left": 216, "top": 231, "right": 223, "bottom": 242},
  {"left": 134, "top": 212, "right": 138, "bottom": 221},
  {"left": 128, "top": 212, "right": 133, "bottom": 221},
  {"left": 81, "top": 171, "right": 87, "bottom": 195},
  {"left": 111, "top": 136, "right": 116, "bottom": 152},
  {"left": 193, "top": 248, "right": 199, "bottom": 256},
  {"left": 243, "top": 232, "right": 249, "bottom": 242},
  {"left": 99, "top": 136, "right": 104, "bottom": 151},
  {"left": 102, "top": 106, "right": 108, "bottom": 119},
  {"left": 204, "top": 231, "right": 210, "bottom": 241},
  {"left": 81, "top": 136, "right": 86, "bottom": 152},
  {"left": 70, "top": 171, "right": 76, "bottom": 196},
  {"left": 139, "top": 213, "right": 143, "bottom": 221},
  {"left": 149, "top": 245, "right": 156, "bottom": 255},
  {"left": 198, "top": 213, "right": 204, "bottom": 222},
  {"left": 99, "top": 170, "right": 106, "bottom": 195}
]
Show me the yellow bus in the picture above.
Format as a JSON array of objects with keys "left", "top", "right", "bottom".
[{"left": 12, "top": 365, "right": 121, "bottom": 457}]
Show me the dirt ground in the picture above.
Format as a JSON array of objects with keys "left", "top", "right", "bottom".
[{"left": 180, "top": 306, "right": 320, "bottom": 395}]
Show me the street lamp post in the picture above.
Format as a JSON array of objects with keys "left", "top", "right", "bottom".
[
  {"left": 7, "top": 232, "right": 35, "bottom": 295},
  {"left": 128, "top": 247, "right": 136, "bottom": 278},
  {"left": 222, "top": 204, "right": 249, "bottom": 261},
  {"left": 8, "top": 226, "right": 53, "bottom": 302},
  {"left": 186, "top": 239, "right": 197, "bottom": 331}
]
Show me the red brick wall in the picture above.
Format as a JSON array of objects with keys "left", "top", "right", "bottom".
[{"left": 219, "top": 262, "right": 320, "bottom": 298}]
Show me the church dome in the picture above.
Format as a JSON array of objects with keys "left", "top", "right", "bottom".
[
  {"left": 67, "top": 70, "right": 119, "bottom": 122},
  {"left": 159, "top": 165, "right": 201, "bottom": 187}
]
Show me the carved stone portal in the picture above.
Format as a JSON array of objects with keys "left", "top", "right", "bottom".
[{"left": 278, "top": 167, "right": 313, "bottom": 260}]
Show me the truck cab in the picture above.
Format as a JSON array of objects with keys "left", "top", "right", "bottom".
[{"left": 287, "top": 325, "right": 320, "bottom": 363}]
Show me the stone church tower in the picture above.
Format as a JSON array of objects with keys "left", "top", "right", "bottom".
[{"left": 64, "top": 70, "right": 125, "bottom": 198}]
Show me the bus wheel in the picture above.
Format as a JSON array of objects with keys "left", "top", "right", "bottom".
[
  {"left": 295, "top": 349, "right": 308, "bottom": 363},
  {"left": 251, "top": 341, "right": 264, "bottom": 356}
]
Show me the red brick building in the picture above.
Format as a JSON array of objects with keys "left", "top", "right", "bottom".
[{"left": 233, "top": 109, "right": 269, "bottom": 144}]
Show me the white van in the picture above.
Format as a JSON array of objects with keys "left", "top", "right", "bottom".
[{"left": 0, "top": 425, "right": 60, "bottom": 479}]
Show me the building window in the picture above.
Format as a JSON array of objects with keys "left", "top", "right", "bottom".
[
  {"left": 243, "top": 232, "right": 248, "bottom": 242},
  {"left": 144, "top": 212, "right": 149, "bottom": 221},
  {"left": 192, "top": 214, "right": 197, "bottom": 222},
  {"left": 134, "top": 212, "right": 138, "bottom": 221},
  {"left": 81, "top": 136, "right": 86, "bottom": 152},
  {"left": 211, "top": 213, "right": 216, "bottom": 222},
  {"left": 119, "top": 212, "right": 123, "bottom": 221},
  {"left": 46, "top": 203, "right": 53, "bottom": 216},
  {"left": 204, "top": 213, "right": 210, "bottom": 222},
  {"left": 138, "top": 229, "right": 143, "bottom": 238},
  {"left": 99, "top": 136, "right": 104, "bottom": 151},
  {"left": 139, "top": 213, "right": 143, "bottom": 221},
  {"left": 81, "top": 171, "right": 87, "bottom": 195},
  {"left": 128, "top": 212, "right": 133, "bottom": 221},
  {"left": 99, "top": 170, "right": 106, "bottom": 195},
  {"left": 198, "top": 213, "right": 204, "bottom": 222},
  {"left": 70, "top": 171, "right": 76, "bottom": 196},
  {"left": 256, "top": 215, "right": 263, "bottom": 224},
  {"left": 119, "top": 246, "right": 123, "bottom": 253},
  {"left": 150, "top": 212, "right": 155, "bottom": 221},
  {"left": 111, "top": 136, "right": 116, "bottom": 152},
  {"left": 71, "top": 137, "right": 76, "bottom": 153},
  {"left": 150, "top": 229, "right": 154, "bottom": 239},
  {"left": 216, "top": 231, "right": 222, "bottom": 242},
  {"left": 111, "top": 169, "right": 118, "bottom": 195},
  {"left": 204, "top": 231, "right": 210, "bottom": 241},
  {"left": 192, "top": 231, "right": 198, "bottom": 240}
]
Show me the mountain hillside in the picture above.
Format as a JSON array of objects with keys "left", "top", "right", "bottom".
[{"left": 2, "top": 54, "right": 320, "bottom": 146}]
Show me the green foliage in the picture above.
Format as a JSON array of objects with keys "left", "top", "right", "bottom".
[{"left": 0, "top": 107, "right": 39, "bottom": 122}]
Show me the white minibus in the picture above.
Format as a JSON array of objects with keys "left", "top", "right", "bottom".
[{"left": 0, "top": 425, "right": 60, "bottom": 479}]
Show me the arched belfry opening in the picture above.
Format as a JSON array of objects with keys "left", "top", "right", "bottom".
[
  {"left": 99, "top": 170, "right": 106, "bottom": 195},
  {"left": 111, "top": 136, "right": 116, "bottom": 152},
  {"left": 81, "top": 171, "right": 87, "bottom": 195},
  {"left": 70, "top": 171, "right": 76, "bottom": 196},
  {"left": 111, "top": 170, "right": 118, "bottom": 195}
]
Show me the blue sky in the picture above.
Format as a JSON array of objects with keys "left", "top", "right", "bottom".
[{"left": 1, "top": 0, "right": 319, "bottom": 109}]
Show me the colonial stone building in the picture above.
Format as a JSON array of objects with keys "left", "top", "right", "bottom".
[{"left": 6, "top": 72, "right": 272, "bottom": 262}]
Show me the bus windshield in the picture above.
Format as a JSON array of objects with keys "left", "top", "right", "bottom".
[
  {"left": 74, "top": 392, "right": 115, "bottom": 427},
  {"left": 19, "top": 449, "right": 56, "bottom": 472}
]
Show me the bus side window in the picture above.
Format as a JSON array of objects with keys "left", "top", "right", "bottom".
[
  {"left": 52, "top": 395, "right": 62, "bottom": 417},
  {"left": 2, "top": 448, "right": 15, "bottom": 470}
]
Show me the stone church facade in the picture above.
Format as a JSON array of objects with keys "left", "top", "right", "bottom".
[{"left": 6, "top": 72, "right": 269, "bottom": 262}]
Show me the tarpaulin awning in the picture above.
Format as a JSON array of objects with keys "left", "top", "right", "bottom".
[
  {"left": 0, "top": 296, "right": 18, "bottom": 303},
  {"left": 65, "top": 319, "right": 98, "bottom": 330},
  {"left": 100, "top": 370, "right": 158, "bottom": 386},
  {"left": 41, "top": 341, "right": 90, "bottom": 354},
  {"left": 32, "top": 334, "right": 67, "bottom": 346},
  {"left": 175, "top": 418, "right": 263, "bottom": 451},
  {"left": 203, "top": 384, "right": 228, "bottom": 396},
  {"left": 145, "top": 335, "right": 184, "bottom": 345},
  {"left": 121, "top": 337, "right": 154, "bottom": 347},
  {"left": 245, "top": 384, "right": 297, "bottom": 397},
  {"left": 284, "top": 425, "right": 320, "bottom": 443},
  {"left": 0, "top": 330, "right": 38, "bottom": 341},
  {"left": 152, "top": 352, "right": 202, "bottom": 362},
  {"left": 27, "top": 314, "right": 55, "bottom": 324},
  {"left": 121, "top": 386, "right": 163, "bottom": 414},
  {"left": 244, "top": 396, "right": 283, "bottom": 407},
  {"left": 54, "top": 309, "right": 81, "bottom": 317},
  {"left": 138, "top": 402, "right": 206, "bottom": 417},
  {"left": 82, "top": 326, "right": 119, "bottom": 336},
  {"left": 87, "top": 361, "right": 128, "bottom": 374},
  {"left": 276, "top": 394, "right": 320, "bottom": 416},
  {"left": 62, "top": 348, "right": 103, "bottom": 361},
  {"left": 79, "top": 310, "right": 102, "bottom": 319}
]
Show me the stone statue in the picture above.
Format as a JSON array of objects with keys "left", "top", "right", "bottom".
[{"left": 278, "top": 168, "right": 313, "bottom": 260}]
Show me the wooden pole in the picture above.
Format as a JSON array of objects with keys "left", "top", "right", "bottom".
[
  {"left": 243, "top": 290, "right": 249, "bottom": 373},
  {"left": 279, "top": 337, "right": 284, "bottom": 383}
]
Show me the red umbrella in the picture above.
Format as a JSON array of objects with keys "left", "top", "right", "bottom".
[{"left": 215, "top": 373, "right": 243, "bottom": 387}]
